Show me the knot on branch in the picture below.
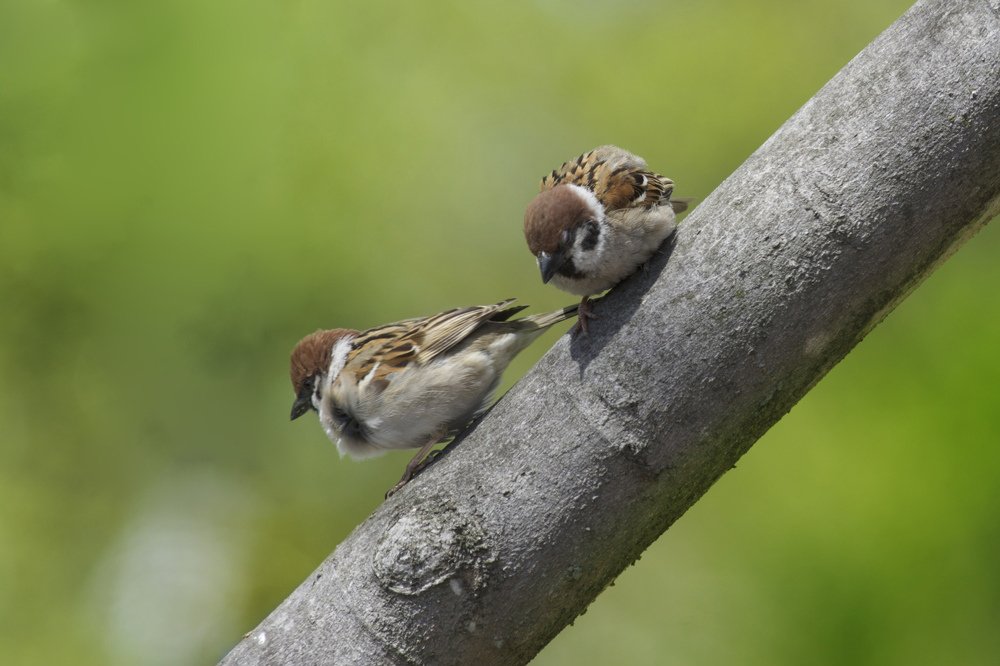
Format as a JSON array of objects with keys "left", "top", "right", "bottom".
[{"left": 373, "top": 496, "right": 494, "bottom": 596}]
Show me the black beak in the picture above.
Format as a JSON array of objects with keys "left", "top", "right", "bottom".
[
  {"left": 538, "top": 252, "right": 566, "bottom": 284},
  {"left": 290, "top": 393, "right": 312, "bottom": 421}
]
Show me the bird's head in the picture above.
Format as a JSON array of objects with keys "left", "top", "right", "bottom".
[
  {"left": 523, "top": 184, "right": 605, "bottom": 283},
  {"left": 289, "top": 328, "right": 356, "bottom": 421}
]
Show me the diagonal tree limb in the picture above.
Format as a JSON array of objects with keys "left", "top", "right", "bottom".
[{"left": 221, "top": 1, "right": 1000, "bottom": 664}]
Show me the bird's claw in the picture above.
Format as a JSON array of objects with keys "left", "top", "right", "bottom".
[{"left": 571, "top": 296, "right": 599, "bottom": 338}]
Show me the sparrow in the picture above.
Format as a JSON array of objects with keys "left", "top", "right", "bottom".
[
  {"left": 524, "top": 145, "right": 692, "bottom": 335},
  {"left": 289, "top": 299, "right": 578, "bottom": 497}
]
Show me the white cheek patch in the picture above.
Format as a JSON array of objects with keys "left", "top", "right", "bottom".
[
  {"left": 316, "top": 335, "right": 354, "bottom": 415},
  {"left": 570, "top": 221, "right": 608, "bottom": 275},
  {"left": 567, "top": 184, "right": 605, "bottom": 221},
  {"left": 328, "top": 337, "right": 353, "bottom": 378},
  {"left": 563, "top": 184, "right": 608, "bottom": 274}
]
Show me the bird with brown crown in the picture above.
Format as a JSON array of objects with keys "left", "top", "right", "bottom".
[
  {"left": 290, "top": 299, "right": 578, "bottom": 497},
  {"left": 524, "top": 145, "right": 692, "bottom": 336}
]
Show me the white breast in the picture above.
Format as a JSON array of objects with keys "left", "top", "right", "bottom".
[
  {"left": 321, "top": 347, "right": 502, "bottom": 459},
  {"left": 552, "top": 205, "right": 676, "bottom": 296}
]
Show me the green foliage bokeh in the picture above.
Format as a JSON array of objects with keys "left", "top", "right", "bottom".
[{"left": 2, "top": 1, "right": 997, "bottom": 664}]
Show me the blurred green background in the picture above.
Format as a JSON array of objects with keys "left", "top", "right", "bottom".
[{"left": 2, "top": 0, "right": 998, "bottom": 664}]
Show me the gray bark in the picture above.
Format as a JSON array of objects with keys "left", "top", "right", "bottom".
[{"left": 221, "top": 1, "right": 1000, "bottom": 664}]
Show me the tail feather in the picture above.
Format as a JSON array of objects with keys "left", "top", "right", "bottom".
[
  {"left": 490, "top": 303, "right": 530, "bottom": 322},
  {"left": 670, "top": 197, "right": 696, "bottom": 213},
  {"left": 519, "top": 303, "right": 580, "bottom": 329}
]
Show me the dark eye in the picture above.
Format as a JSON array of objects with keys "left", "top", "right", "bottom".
[{"left": 302, "top": 376, "right": 315, "bottom": 394}]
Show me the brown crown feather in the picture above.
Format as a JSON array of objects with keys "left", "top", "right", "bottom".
[
  {"left": 523, "top": 185, "right": 592, "bottom": 255},
  {"left": 289, "top": 328, "right": 356, "bottom": 396}
]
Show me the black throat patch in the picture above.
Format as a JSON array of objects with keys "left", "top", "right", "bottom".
[{"left": 556, "top": 256, "right": 587, "bottom": 280}]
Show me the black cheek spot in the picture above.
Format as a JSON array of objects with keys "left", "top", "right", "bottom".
[{"left": 580, "top": 219, "right": 600, "bottom": 251}]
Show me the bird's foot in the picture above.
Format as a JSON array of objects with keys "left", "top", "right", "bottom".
[
  {"left": 571, "top": 296, "right": 600, "bottom": 338},
  {"left": 385, "top": 428, "right": 447, "bottom": 499}
]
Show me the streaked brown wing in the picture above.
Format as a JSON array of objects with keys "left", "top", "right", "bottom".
[
  {"left": 598, "top": 168, "right": 674, "bottom": 210},
  {"left": 413, "top": 298, "right": 519, "bottom": 362},
  {"left": 540, "top": 145, "right": 675, "bottom": 212},
  {"left": 346, "top": 319, "right": 423, "bottom": 384},
  {"left": 345, "top": 299, "right": 521, "bottom": 384}
]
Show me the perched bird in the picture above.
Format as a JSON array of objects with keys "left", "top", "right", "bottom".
[
  {"left": 289, "top": 299, "right": 577, "bottom": 496},
  {"left": 524, "top": 145, "right": 692, "bottom": 335}
]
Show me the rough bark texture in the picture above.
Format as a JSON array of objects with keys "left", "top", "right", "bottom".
[{"left": 221, "top": 1, "right": 1000, "bottom": 664}]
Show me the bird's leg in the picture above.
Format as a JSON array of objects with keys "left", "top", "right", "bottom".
[
  {"left": 385, "top": 427, "right": 447, "bottom": 498},
  {"left": 571, "top": 295, "right": 600, "bottom": 338}
]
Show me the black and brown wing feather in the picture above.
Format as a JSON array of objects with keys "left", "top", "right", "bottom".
[
  {"left": 540, "top": 145, "right": 676, "bottom": 212},
  {"left": 345, "top": 299, "right": 523, "bottom": 385}
]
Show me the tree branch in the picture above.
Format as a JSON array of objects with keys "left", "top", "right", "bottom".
[{"left": 221, "top": 1, "right": 1000, "bottom": 664}]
